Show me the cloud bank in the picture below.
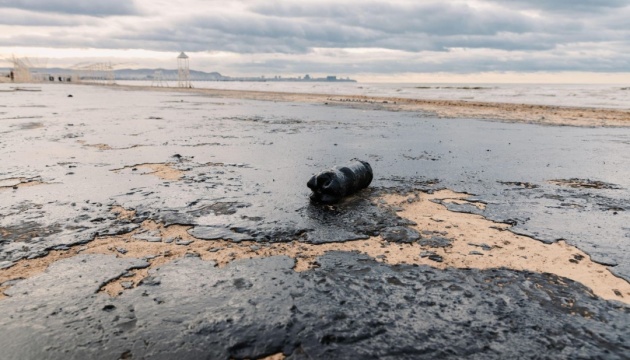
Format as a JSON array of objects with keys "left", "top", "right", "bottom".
[
  {"left": 1, "top": 0, "right": 629, "bottom": 78},
  {"left": 0, "top": 0, "right": 138, "bottom": 16}
]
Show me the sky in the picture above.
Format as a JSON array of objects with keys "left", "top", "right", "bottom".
[{"left": 1, "top": 0, "right": 630, "bottom": 83}]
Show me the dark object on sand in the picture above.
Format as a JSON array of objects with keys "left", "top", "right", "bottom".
[
  {"left": 307, "top": 160, "right": 373, "bottom": 203},
  {"left": 68, "top": 94, "right": 73, "bottom": 97}
]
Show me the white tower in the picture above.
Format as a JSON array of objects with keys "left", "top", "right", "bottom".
[{"left": 177, "top": 52, "right": 191, "bottom": 88}]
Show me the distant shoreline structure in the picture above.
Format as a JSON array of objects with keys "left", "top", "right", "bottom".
[
  {"left": 0, "top": 67, "right": 357, "bottom": 83},
  {"left": 199, "top": 76, "right": 357, "bottom": 83},
  {"left": 121, "top": 69, "right": 358, "bottom": 83}
]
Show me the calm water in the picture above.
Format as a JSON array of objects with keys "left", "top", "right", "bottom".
[{"left": 116, "top": 80, "right": 630, "bottom": 109}]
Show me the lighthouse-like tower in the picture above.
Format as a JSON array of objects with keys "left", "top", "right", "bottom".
[{"left": 177, "top": 52, "right": 191, "bottom": 88}]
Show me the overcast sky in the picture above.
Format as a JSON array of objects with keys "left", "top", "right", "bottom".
[{"left": 1, "top": 0, "right": 629, "bottom": 82}]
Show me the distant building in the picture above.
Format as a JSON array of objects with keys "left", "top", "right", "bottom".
[{"left": 326, "top": 76, "right": 337, "bottom": 81}]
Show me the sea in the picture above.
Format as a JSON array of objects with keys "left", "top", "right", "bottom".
[{"left": 116, "top": 81, "right": 630, "bottom": 109}]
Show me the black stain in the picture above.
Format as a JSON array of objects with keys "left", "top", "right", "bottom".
[
  {"left": 1, "top": 86, "right": 630, "bottom": 358},
  {"left": 0, "top": 253, "right": 628, "bottom": 359}
]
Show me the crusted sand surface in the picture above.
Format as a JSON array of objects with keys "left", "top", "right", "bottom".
[
  {"left": 111, "top": 163, "right": 184, "bottom": 181},
  {"left": 1, "top": 190, "right": 628, "bottom": 303}
]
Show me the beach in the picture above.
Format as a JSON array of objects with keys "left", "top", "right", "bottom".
[
  {"left": 1, "top": 83, "right": 629, "bottom": 359},
  {"left": 116, "top": 83, "right": 630, "bottom": 127}
]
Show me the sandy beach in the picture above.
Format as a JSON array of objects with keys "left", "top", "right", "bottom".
[
  {"left": 5, "top": 0, "right": 630, "bottom": 356},
  {"left": 114, "top": 84, "right": 630, "bottom": 127},
  {"left": 1, "top": 83, "right": 629, "bottom": 359}
]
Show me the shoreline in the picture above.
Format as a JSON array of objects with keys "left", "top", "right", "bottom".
[{"left": 109, "top": 83, "right": 630, "bottom": 127}]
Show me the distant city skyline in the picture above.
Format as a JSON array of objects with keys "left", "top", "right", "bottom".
[{"left": 1, "top": 0, "right": 630, "bottom": 83}]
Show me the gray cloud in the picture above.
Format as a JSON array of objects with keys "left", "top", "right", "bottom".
[
  {"left": 110, "top": 3, "right": 540, "bottom": 54},
  {"left": 0, "top": 0, "right": 138, "bottom": 16},
  {"left": 232, "top": 46, "right": 630, "bottom": 75},
  {"left": 486, "top": 0, "right": 629, "bottom": 13},
  {"left": 0, "top": 8, "right": 94, "bottom": 26},
  {"left": 250, "top": 1, "right": 534, "bottom": 36},
  {"left": 2, "top": 0, "right": 629, "bottom": 75}
]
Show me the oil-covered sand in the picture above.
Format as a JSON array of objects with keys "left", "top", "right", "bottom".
[{"left": 0, "top": 83, "right": 629, "bottom": 359}]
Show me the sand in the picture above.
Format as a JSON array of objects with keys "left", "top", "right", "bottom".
[
  {"left": 2, "top": 189, "right": 628, "bottom": 303},
  {"left": 111, "top": 163, "right": 185, "bottom": 181},
  {"left": 2, "top": 84, "right": 628, "bottom": 303},
  {"left": 257, "top": 354, "right": 285, "bottom": 360},
  {"left": 112, "top": 84, "right": 630, "bottom": 128},
  {"left": 384, "top": 191, "right": 630, "bottom": 302},
  {"left": 0, "top": 177, "right": 45, "bottom": 191}
]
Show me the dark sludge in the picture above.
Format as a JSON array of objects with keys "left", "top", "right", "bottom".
[{"left": 307, "top": 160, "right": 373, "bottom": 204}]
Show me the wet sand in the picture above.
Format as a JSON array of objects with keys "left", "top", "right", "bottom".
[
  {"left": 111, "top": 163, "right": 185, "bottom": 181},
  {"left": 114, "top": 84, "right": 630, "bottom": 128},
  {"left": 3, "top": 189, "right": 627, "bottom": 303},
  {"left": 1, "top": 83, "right": 629, "bottom": 358},
  {"left": 0, "top": 177, "right": 45, "bottom": 191},
  {"left": 1, "top": 85, "right": 628, "bottom": 302}
]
